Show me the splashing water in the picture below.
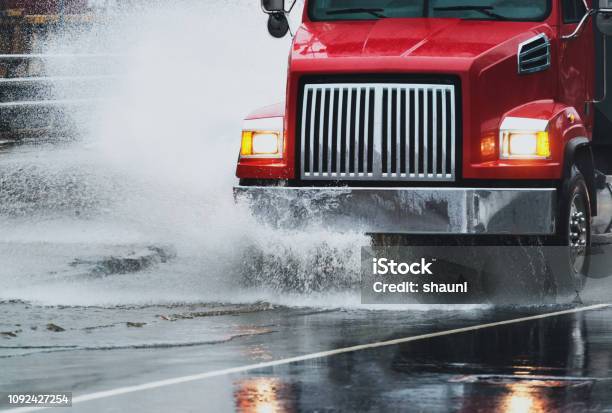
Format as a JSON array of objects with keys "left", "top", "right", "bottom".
[{"left": 0, "top": 0, "right": 371, "bottom": 307}]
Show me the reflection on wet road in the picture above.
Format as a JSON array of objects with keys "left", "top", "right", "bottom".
[
  {"left": 2, "top": 304, "right": 612, "bottom": 412},
  {"left": 225, "top": 307, "right": 612, "bottom": 413}
]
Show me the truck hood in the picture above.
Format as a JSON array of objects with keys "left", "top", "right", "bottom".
[{"left": 293, "top": 18, "right": 545, "bottom": 60}]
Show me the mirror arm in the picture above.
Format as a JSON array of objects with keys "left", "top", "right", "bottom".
[
  {"left": 582, "top": 0, "right": 590, "bottom": 12},
  {"left": 562, "top": 9, "right": 597, "bottom": 40},
  {"left": 286, "top": 0, "right": 297, "bottom": 13}
]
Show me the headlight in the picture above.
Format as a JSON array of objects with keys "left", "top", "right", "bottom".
[
  {"left": 240, "top": 116, "right": 283, "bottom": 159},
  {"left": 241, "top": 131, "right": 281, "bottom": 157},
  {"left": 499, "top": 117, "right": 551, "bottom": 160}
]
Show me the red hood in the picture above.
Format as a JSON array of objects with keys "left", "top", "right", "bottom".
[
  {"left": 283, "top": 18, "right": 558, "bottom": 183},
  {"left": 293, "top": 18, "right": 546, "bottom": 61}
]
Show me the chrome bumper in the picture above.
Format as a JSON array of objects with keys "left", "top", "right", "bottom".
[{"left": 233, "top": 186, "right": 557, "bottom": 235}]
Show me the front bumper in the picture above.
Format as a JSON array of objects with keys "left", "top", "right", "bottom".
[{"left": 233, "top": 186, "right": 557, "bottom": 235}]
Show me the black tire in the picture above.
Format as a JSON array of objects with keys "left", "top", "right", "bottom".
[{"left": 557, "top": 165, "right": 592, "bottom": 293}]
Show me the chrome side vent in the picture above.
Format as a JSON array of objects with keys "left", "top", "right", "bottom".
[{"left": 518, "top": 34, "right": 551, "bottom": 75}]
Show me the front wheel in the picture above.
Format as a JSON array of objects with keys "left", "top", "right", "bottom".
[{"left": 558, "top": 166, "right": 592, "bottom": 292}]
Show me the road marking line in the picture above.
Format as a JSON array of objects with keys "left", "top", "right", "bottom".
[{"left": 4, "top": 303, "right": 610, "bottom": 413}]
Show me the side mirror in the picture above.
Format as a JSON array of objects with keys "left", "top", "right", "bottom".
[
  {"left": 261, "top": 0, "right": 296, "bottom": 38},
  {"left": 267, "top": 13, "right": 290, "bottom": 38},
  {"left": 597, "top": 0, "right": 612, "bottom": 36},
  {"left": 261, "top": 0, "right": 292, "bottom": 38},
  {"left": 262, "top": 0, "right": 285, "bottom": 13},
  {"left": 597, "top": 13, "right": 612, "bottom": 36}
]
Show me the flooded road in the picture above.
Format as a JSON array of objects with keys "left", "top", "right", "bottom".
[{"left": 2, "top": 197, "right": 610, "bottom": 413}]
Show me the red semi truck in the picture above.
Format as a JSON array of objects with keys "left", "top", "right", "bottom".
[{"left": 235, "top": 0, "right": 612, "bottom": 298}]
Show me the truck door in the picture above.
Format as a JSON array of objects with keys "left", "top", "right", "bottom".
[
  {"left": 559, "top": 0, "right": 595, "bottom": 133},
  {"left": 594, "top": 10, "right": 612, "bottom": 149}
]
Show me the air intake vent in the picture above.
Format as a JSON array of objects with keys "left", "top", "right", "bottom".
[{"left": 518, "top": 34, "right": 551, "bottom": 75}]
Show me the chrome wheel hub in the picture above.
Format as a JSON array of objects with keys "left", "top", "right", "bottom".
[{"left": 569, "top": 194, "right": 588, "bottom": 274}]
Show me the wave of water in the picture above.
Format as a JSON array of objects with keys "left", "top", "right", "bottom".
[{"left": 0, "top": 0, "right": 373, "bottom": 307}]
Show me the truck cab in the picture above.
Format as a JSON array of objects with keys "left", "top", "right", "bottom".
[{"left": 235, "top": 0, "right": 612, "bottom": 295}]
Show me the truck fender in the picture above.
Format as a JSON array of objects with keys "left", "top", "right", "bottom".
[
  {"left": 519, "top": 102, "right": 598, "bottom": 216},
  {"left": 503, "top": 101, "right": 596, "bottom": 216},
  {"left": 563, "top": 137, "right": 597, "bottom": 216}
]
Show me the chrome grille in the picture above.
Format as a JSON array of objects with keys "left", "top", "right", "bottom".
[{"left": 300, "top": 83, "right": 456, "bottom": 181}]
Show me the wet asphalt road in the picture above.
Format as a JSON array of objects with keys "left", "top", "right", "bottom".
[
  {"left": 2, "top": 141, "right": 612, "bottom": 412},
  {"left": 2, "top": 302, "right": 612, "bottom": 412}
]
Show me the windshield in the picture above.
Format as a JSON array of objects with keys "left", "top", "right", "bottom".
[{"left": 308, "top": 0, "right": 551, "bottom": 22}]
